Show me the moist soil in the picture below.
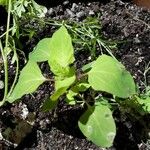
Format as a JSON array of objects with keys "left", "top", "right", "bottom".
[{"left": 0, "top": 0, "right": 150, "bottom": 150}]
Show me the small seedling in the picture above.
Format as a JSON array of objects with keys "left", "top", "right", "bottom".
[
  {"left": 0, "top": 0, "right": 149, "bottom": 148},
  {"left": 4, "top": 26, "right": 144, "bottom": 148}
]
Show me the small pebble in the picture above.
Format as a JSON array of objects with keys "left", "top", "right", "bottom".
[
  {"left": 63, "top": 0, "right": 69, "bottom": 6},
  {"left": 76, "top": 11, "right": 85, "bottom": 19},
  {"left": 66, "top": 9, "right": 75, "bottom": 18},
  {"left": 47, "top": 8, "right": 54, "bottom": 16},
  {"left": 89, "top": 10, "right": 95, "bottom": 16},
  {"left": 1, "top": 70, "right": 4, "bottom": 73},
  {"left": 0, "top": 132, "right": 3, "bottom": 140},
  {"left": 21, "top": 104, "right": 29, "bottom": 120},
  {"left": 134, "top": 37, "right": 141, "bottom": 43},
  {"left": 71, "top": 3, "right": 78, "bottom": 12},
  {"left": 0, "top": 80, "right": 4, "bottom": 89}
]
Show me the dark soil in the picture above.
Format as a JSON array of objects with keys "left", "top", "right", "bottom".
[{"left": 0, "top": 0, "right": 150, "bottom": 150}]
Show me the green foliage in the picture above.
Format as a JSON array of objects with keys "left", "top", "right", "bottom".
[
  {"left": 29, "top": 38, "right": 51, "bottom": 62},
  {"left": 7, "top": 61, "right": 46, "bottom": 102},
  {"left": 88, "top": 55, "right": 136, "bottom": 98},
  {"left": 50, "top": 73, "right": 76, "bottom": 105},
  {"left": 136, "top": 96, "right": 150, "bottom": 113},
  {"left": 0, "top": 0, "right": 47, "bottom": 17},
  {"left": 82, "top": 61, "right": 94, "bottom": 72},
  {"left": 48, "top": 26, "right": 75, "bottom": 77},
  {"left": 11, "top": 0, "right": 47, "bottom": 18},
  {"left": 55, "top": 75, "right": 76, "bottom": 91},
  {"left": 75, "top": 83, "right": 90, "bottom": 92},
  {"left": 66, "top": 83, "right": 90, "bottom": 105},
  {"left": 31, "top": 0, "right": 47, "bottom": 18},
  {"left": 42, "top": 96, "right": 58, "bottom": 111},
  {"left": 2, "top": 25, "right": 149, "bottom": 148},
  {"left": 0, "top": 0, "right": 8, "bottom": 6},
  {"left": 12, "top": 0, "right": 29, "bottom": 17},
  {"left": 78, "top": 102, "right": 116, "bottom": 147},
  {"left": 66, "top": 16, "right": 117, "bottom": 59},
  {"left": 0, "top": 0, "right": 149, "bottom": 146},
  {"left": 66, "top": 89, "right": 77, "bottom": 105}
]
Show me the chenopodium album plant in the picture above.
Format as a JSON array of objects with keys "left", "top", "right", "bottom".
[{"left": 6, "top": 26, "right": 139, "bottom": 147}]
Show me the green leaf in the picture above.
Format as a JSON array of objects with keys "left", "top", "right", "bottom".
[
  {"left": 48, "top": 26, "right": 75, "bottom": 76},
  {"left": 66, "top": 90, "right": 77, "bottom": 105},
  {"left": 29, "top": 38, "right": 51, "bottom": 62},
  {"left": 42, "top": 87, "right": 68, "bottom": 111},
  {"left": 7, "top": 61, "right": 46, "bottom": 103},
  {"left": 31, "top": 0, "right": 47, "bottom": 18},
  {"left": 88, "top": 55, "right": 136, "bottom": 98},
  {"left": 13, "top": 0, "right": 28, "bottom": 17},
  {"left": 49, "top": 61, "right": 71, "bottom": 77},
  {"left": 78, "top": 102, "right": 116, "bottom": 147},
  {"left": 51, "top": 88, "right": 68, "bottom": 101},
  {"left": 65, "top": 82, "right": 90, "bottom": 105},
  {"left": 76, "top": 83, "right": 90, "bottom": 92},
  {"left": 0, "top": 0, "right": 8, "bottom": 6},
  {"left": 42, "top": 72, "right": 76, "bottom": 111},
  {"left": 55, "top": 74, "right": 76, "bottom": 91},
  {"left": 137, "top": 97, "right": 150, "bottom": 113},
  {"left": 42, "top": 96, "right": 59, "bottom": 112},
  {"left": 82, "top": 61, "right": 95, "bottom": 73},
  {"left": 53, "top": 74, "right": 76, "bottom": 99}
]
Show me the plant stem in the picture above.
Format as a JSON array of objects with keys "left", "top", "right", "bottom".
[
  {"left": 0, "top": 0, "right": 11, "bottom": 103},
  {"left": 0, "top": 41, "right": 6, "bottom": 105},
  {"left": 5, "top": 0, "right": 11, "bottom": 48},
  {"left": 7, "top": 51, "right": 19, "bottom": 97},
  {"left": 45, "top": 78, "right": 55, "bottom": 82},
  {"left": 77, "top": 73, "right": 87, "bottom": 81},
  {"left": 0, "top": 27, "right": 14, "bottom": 39},
  {"left": 97, "top": 39, "right": 116, "bottom": 59}
]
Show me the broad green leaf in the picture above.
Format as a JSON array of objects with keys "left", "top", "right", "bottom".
[
  {"left": 88, "top": 55, "right": 136, "bottom": 98},
  {"left": 55, "top": 74, "right": 76, "bottom": 91},
  {"left": 51, "top": 88, "right": 68, "bottom": 100},
  {"left": 49, "top": 61, "right": 71, "bottom": 77},
  {"left": 53, "top": 74, "right": 76, "bottom": 100},
  {"left": 78, "top": 102, "right": 116, "bottom": 147},
  {"left": 52, "top": 73, "right": 76, "bottom": 102},
  {"left": 29, "top": 38, "right": 51, "bottom": 62},
  {"left": 7, "top": 61, "right": 46, "bottom": 102},
  {"left": 42, "top": 72, "right": 76, "bottom": 111},
  {"left": 48, "top": 26, "right": 75, "bottom": 76},
  {"left": 0, "top": 0, "right": 15, "bottom": 6},
  {"left": 42, "top": 88, "right": 68, "bottom": 111}
]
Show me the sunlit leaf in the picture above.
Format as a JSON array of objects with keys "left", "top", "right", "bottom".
[
  {"left": 88, "top": 55, "right": 136, "bottom": 98},
  {"left": 42, "top": 71, "right": 76, "bottom": 111},
  {"left": 7, "top": 61, "right": 46, "bottom": 102},
  {"left": 78, "top": 102, "right": 116, "bottom": 147},
  {"left": 29, "top": 38, "right": 51, "bottom": 62},
  {"left": 48, "top": 26, "right": 75, "bottom": 76}
]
